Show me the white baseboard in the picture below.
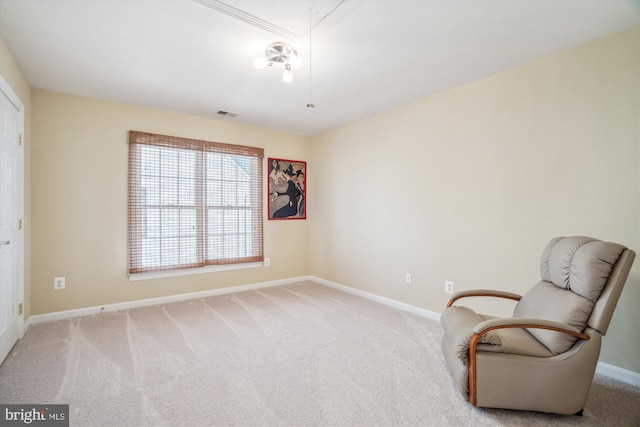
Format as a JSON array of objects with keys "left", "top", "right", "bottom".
[
  {"left": 25, "top": 274, "right": 640, "bottom": 387},
  {"left": 20, "top": 316, "right": 33, "bottom": 332},
  {"left": 28, "top": 276, "right": 309, "bottom": 325},
  {"left": 596, "top": 362, "right": 640, "bottom": 387},
  {"left": 310, "top": 275, "right": 441, "bottom": 321}
]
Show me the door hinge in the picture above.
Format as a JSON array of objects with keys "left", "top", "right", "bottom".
[
  {"left": 18, "top": 134, "right": 23, "bottom": 146},
  {"left": 18, "top": 303, "right": 23, "bottom": 315},
  {"left": 17, "top": 218, "right": 23, "bottom": 231}
]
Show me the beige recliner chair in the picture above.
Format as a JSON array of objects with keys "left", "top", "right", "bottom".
[{"left": 440, "top": 236, "right": 635, "bottom": 415}]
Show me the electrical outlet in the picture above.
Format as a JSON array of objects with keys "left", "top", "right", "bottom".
[
  {"left": 54, "top": 276, "right": 65, "bottom": 290},
  {"left": 405, "top": 273, "right": 412, "bottom": 284},
  {"left": 264, "top": 258, "right": 270, "bottom": 267},
  {"left": 445, "top": 280, "right": 454, "bottom": 294}
]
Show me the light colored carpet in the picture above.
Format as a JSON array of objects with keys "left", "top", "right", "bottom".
[{"left": 1, "top": 281, "right": 638, "bottom": 426}]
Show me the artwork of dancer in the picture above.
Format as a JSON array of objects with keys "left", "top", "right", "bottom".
[{"left": 268, "top": 158, "right": 306, "bottom": 220}]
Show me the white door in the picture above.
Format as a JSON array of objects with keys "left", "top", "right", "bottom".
[{"left": 0, "top": 75, "right": 24, "bottom": 364}]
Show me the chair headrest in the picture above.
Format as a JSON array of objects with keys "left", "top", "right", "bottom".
[{"left": 540, "top": 236, "right": 626, "bottom": 302}]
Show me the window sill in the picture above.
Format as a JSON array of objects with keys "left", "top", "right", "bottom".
[{"left": 129, "top": 261, "right": 263, "bottom": 282}]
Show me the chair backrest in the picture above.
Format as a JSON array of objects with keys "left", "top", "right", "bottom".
[
  {"left": 513, "top": 236, "right": 635, "bottom": 355},
  {"left": 589, "top": 247, "right": 635, "bottom": 334}
]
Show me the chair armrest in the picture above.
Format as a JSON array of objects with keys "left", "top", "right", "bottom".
[
  {"left": 446, "top": 289, "right": 522, "bottom": 308},
  {"left": 472, "top": 317, "right": 590, "bottom": 341}
]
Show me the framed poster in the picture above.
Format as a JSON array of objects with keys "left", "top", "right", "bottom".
[{"left": 268, "top": 158, "right": 306, "bottom": 220}]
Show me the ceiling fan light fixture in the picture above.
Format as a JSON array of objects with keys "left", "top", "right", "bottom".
[
  {"left": 254, "top": 41, "right": 299, "bottom": 83},
  {"left": 282, "top": 63, "right": 293, "bottom": 83}
]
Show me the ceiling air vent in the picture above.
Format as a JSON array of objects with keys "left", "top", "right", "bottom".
[{"left": 217, "top": 110, "right": 238, "bottom": 118}]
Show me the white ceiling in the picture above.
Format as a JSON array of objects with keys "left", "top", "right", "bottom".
[{"left": 1, "top": 0, "right": 638, "bottom": 136}]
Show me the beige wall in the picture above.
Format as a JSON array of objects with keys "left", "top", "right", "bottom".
[
  {"left": 31, "top": 91, "right": 310, "bottom": 314},
  {"left": 310, "top": 27, "right": 640, "bottom": 373},
  {"left": 0, "top": 38, "right": 31, "bottom": 320}
]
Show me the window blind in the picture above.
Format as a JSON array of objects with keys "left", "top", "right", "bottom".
[{"left": 128, "top": 131, "right": 264, "bottom": 275}]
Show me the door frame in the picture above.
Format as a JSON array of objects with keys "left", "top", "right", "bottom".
[{"left": 0, "top": 73, "right": 25, "bottom": 341}]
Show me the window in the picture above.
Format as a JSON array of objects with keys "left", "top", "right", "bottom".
[{"left": 128, "top": 131, "right": 264, "bottom": 275}]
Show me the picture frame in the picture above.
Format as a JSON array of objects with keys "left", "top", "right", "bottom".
[{"left": 268, "top": 158, "right": 306, "bottom": 220}]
